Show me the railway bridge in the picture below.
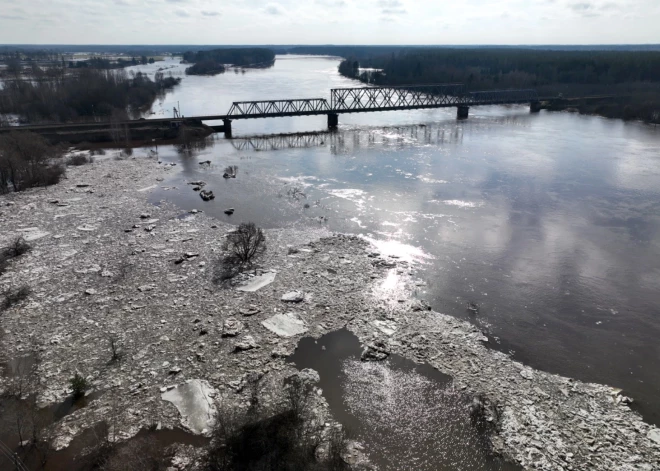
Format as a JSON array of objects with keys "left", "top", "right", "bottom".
[
  {"left": 197, "top": 84, "right": 540, "bottom": 137},
  {"left": 0, "top": 84, "right": 541, "bottom": 141}
]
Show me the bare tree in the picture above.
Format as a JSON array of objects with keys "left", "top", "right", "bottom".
[
  {"left": 223, "top": 223, "right": 266, "bottom": 264},
  {"left": 0, "top": 131, "right": 64, "bottom": 194}
]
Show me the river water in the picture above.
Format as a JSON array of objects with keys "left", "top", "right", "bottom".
[{"left": 130, "top": 55, "right": 660, "bottom": 427}]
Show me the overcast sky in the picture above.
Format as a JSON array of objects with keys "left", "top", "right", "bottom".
[{"left": 0, "top": 0, "right": 658, "bottom": 45}]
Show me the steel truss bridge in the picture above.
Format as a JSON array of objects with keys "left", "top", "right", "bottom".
[
  {"left": 1, "top": 84, "right": 541, "bottom": 139},
  {"left": 192, "top": 84, "right": 540, "bottom": 136},
  {"left": 219, "top": 85, "right": 536, "bottom": 118}
]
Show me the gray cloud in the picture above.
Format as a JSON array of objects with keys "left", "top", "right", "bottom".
[
  {"left": 568, "top": 2, "right": 600, "bottom": 16},
  {"left": 0, "top": 0, "right": 657, "bottom": 45},
  {"left": 264, "top": 3, "right": 284, "bottom": 15}
]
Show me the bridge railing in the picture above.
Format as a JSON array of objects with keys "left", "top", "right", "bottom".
[
  {"left": 227, "top": 98, "right": 330, "bottom": 118},
  {"left": 468, "top": 89, "right": 539, "bottom": 105},
  {"left": 330, "top": 84, "right": 467, "bottom": 111}
]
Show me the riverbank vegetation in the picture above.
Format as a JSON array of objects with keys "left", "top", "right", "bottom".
[
  {"left": 1, "top": 49, "right": 161, "bottom": 76},
  {"left": 0, "top": 68, "right": 180, "bottom": 124},
  {"left": 183, "top": 48, "right": 275, "bottom": 75},
  {"left": 338, "top": 48, "right": 660, "bottom": 123},
  {"left": 0, "top": 131, "right": 65, "bottom": 194}
]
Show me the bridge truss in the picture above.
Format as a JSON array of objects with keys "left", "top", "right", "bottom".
[
  {"left": 219, "top": 85, "right": 539, "bottom": 122},
  {"left": 227, "top": 98, "right": 330, "bottom": 119},
  {"left": 330, "top": 84, "right": 467, "bottom": 112}
]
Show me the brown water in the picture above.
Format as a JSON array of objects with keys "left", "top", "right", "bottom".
[
  {"left": 288, "top": 329, "right": 521, "bottom": 471},
  {"left": 0, "top": 355, "right": 206, "bottom": 470}
]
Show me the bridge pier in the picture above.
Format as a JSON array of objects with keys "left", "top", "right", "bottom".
[
  {"left": 457, "top": 106, "right": 469, "bottom": 120},
  {"left": 530, "top": 101, "right": 541, "bottom": 113},
  {"left": 327, "top": 113, "right": 339, "bottom": 129},
  {"left": 223, "top": 119, "right": 232, "bottom": 138}
]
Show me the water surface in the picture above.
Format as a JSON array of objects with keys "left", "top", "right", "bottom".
[
  {"left": 136, "top": 55, "right": 660, "bottom": 426},
  {"left": 288, "top": 329, "right": 521, "bottom": 471}
]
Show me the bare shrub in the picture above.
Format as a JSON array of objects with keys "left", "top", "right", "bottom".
[
  {"left": 67, "top": 153, "right": 94, "bottom": 166},
  {"left": 207, "top": 407, "right": 313, "bottom": 471},
  {"left": 0, "top": 236, "right": 31, "bottom": 276},
  {"left": 0, "top": 131, "right": 65, "bottom": 194},
  {"left": 223, "top": 222, "right": 266, "bottom": 264},
  {"left": 287, "top": 186, "right": 306, "bottom": 200},
  {"left": 205, "top": 378, "right": 349, "bottom": 471},
  {"left": 108, "top": 335, "right": 122, "bottom": 363},
  {"left": 3, "top": 235, "right": 32, "bottom": 258},
  {"left": 2, "top": 352, "right": 39, "bottom": 399},
  {"left": 0, "top": 352, "right": 54, "bottom": 466},
  {"left": 1, "top": 285, "right": 31, "bottom": 311},
  {"left": 90, "top": 148, "right": 107, "bottom": 156}
]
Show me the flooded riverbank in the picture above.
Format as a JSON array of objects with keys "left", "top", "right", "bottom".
[
  {"left": 289, "top": 329, "right": 521, "bottom": 471},
  {"left": 1, "top": 53, "right": 660, "bottom": 470},
  {"left": 0, "top": 154, "right": 658, "bottom": 470},
  {"left": 145, "top": 102, "right": 660, "bottom": 427}
]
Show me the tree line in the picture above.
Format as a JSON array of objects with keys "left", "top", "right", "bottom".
[
  {"left": 0, "top": 68, "right": 180, "bottom": 124},
  {"left": 340, "top": 49, "right": 660, "bottom": 89},
  {"left": 68, "top": 56, "right": 156, "bottom": 69},
  {"left": 337, "top": 48, "right": 660, "bottom": 123},
  {"left": 182, "top": 48, "right": 275, "bottom": 75}
]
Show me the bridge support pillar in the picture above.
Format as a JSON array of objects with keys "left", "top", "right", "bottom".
[
  {"left": 530, "top": 101, "right": 541, "bottom": 113},
  {"left": 327, "top": 113, "right": 339, "bottom": 129},
  {"left": 457, "top": 106, "right": 469, "bottom": 120},
  {"left": 223, "top": 119, "right": 232, "bottom": 138}
]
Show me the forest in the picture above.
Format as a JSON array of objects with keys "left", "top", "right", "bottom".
[
  {"left": 0, "top": 68, "right": 180, "bottom": 123},
  {"left": 337, "top": 48, "right": 660, "bottom": 122},
  {"left": 182, "top": 48, "right": 275, "bottom": 75}
]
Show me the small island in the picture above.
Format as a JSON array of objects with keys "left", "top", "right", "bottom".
[{"left": 183, "top": 47, "right": 275, "bottom": 76}]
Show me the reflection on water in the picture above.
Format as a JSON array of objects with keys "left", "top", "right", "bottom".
[
  {"left": 139, "top": 55, "right": 660, "bottom": 426},
  {"left": 288, "top": 329, "right": 521, "bottom": 471}
]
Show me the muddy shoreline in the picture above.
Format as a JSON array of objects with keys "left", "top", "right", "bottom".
[{"left": 0, "top": 154, "right": 659, "bottom": 470}]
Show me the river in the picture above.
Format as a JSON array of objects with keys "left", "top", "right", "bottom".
[{"left": 131, "top": 54, "right": 660, "bottom": 427}]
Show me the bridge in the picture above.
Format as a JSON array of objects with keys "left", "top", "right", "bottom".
[
  {"left": 1, "top": 84, "right": 542, "bottom": 141},
  {"left": 196, "top": 84, "right": 539, "bottom": 136}
]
